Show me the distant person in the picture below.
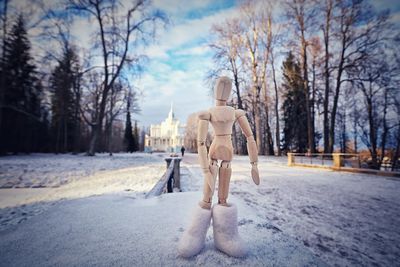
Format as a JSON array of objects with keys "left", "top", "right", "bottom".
[{"left": 181, "top": 146, "right": 185, "bottom": 157}]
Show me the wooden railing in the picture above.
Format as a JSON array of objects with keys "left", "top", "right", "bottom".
[
  {"left": 145, "top": 157, "right": 182, "bottom": 198},
  {"left": 287, "top": 153, "right": 400, "bottom": 178},
  {"left": 287, "top": 153, "right": 360, "bottom": 168}
]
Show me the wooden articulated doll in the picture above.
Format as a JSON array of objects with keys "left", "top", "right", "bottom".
[{"left": 178, "top": 76, "right": 260, "bottom": 258}]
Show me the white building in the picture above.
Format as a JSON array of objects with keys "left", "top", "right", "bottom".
[{"left": 144, "top": 104, "right": 185, "bottom": 153}]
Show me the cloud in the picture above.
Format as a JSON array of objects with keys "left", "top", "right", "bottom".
[
  {"left": 144, "top": 3, "right": 240, "bottom": 60},
  {"left": 153, "top": 0, "right": 216, "bottom": 17},
  {"left": 174, "top": 45, "right": 211, "bottom": 56},
  {"left": 136, "top": 58, "right": 214, "bottom": 126}
]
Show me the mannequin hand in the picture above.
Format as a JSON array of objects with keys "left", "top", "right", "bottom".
[{"left": 251, "top": 163, "right": 260, "bottom": 185}]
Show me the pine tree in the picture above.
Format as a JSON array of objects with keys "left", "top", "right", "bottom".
[
  {"left": 0, "top": 15, "right": 44, "bottom": 153},
  {"left": 50, "top": 47, "right": 80, "bottom": 153},
  {"left": 123, "top": 95, "right": 135, "bottom": 153},
  {"left": 281, "top": 52, "right": 308, "bottom": 153}
]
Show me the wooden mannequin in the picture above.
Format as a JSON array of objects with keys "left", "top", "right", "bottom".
[
  {"left": 178, "top": 76, "right": 259, "bottom": 258},
  {"left": 197, "top": 76, "right": 260, "bottom": 209}
]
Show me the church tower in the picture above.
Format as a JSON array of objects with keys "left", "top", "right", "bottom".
[{"left": 168, "top": 102, "right": 175, "bottom": 121}]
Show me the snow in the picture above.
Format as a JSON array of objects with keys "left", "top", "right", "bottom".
[
  {"left": 0, "top": 192, "right": 326, "bottom": 267},
  {"left": 182, "top": 154, "right": 400, "bottom": 266},
  {"left": 0, "top": 152, "right": 399, "bottom": 266},
  {"left": 0, "top": 152, "right": 165, "bottom": 188}
]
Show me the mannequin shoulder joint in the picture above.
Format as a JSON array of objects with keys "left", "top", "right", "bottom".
[{"left": 235, "top": 109, "right": 246, "bottom": 119}]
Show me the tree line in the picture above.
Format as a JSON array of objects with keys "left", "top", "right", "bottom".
[
  {"left": 207, "top": 0, "right": 400, "bottom": 170},
  {"left": 0, "top": 0, "right": 164, "bottom": 155}
]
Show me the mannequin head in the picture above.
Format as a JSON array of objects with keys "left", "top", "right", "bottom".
[{"left": 214, "top": 76, "right": 232, "bottom": 106}]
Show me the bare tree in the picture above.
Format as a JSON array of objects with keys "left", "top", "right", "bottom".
[
  {"left": 240, "top": 1, "right": 263, "bottom": 155},
  {"left": 68, "top": 0, "right": 164, "bottom": 155},
  {"left": 351, "top": 50, "right": 392, "bottom": 168},
  {"left": 270, "top": 48, "right": 281, "bottom": 155},
  {"left": 259, "top": 7, "right": 275, "bottom": 155}
]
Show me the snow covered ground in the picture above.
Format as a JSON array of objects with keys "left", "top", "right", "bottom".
[
  {"left": 0, "top": 192, "right": 326, "bottom": 267},
  {"left": 0, "top": 153, "right": 165, "bottom": 188},
  {"left": 183, "top": 154, "right": 400, "bottom": 266},
  {"left": 0, "top": 153, "right": 166, "bottom": 230},
  {"left": 0, "top": 152, "right": 399, "bottom": 266}
]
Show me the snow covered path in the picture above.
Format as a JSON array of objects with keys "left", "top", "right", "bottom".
[{"left": 182, "top": 153, "right": 400, "bottom": 266}]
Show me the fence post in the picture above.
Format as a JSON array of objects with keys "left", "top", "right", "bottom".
[
  {"left": 288, "top": 153, "right": 295, "bottom": 166},
  {"left": 165, "top": 158, "right": 173, "bottom": 168},
  {"left": 173, "top": 158, "right": 181, "bottom": 190},
  {"left": 164, "top": 157, "right": 181, "bottom": 192},
  {"left": 332, "top": 153, "right": 344, "bottom": 168}
]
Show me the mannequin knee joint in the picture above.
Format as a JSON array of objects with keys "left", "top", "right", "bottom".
[{"left": 220, "top": 161, "right": 231, "bottom": 169}]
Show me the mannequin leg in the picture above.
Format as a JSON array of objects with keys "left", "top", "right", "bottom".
[
  {"left": 199, "top": 159, "right": 218, "bottom": 209},
  {"left": 218, "top": 161, "right": 231, "bottom": 205},
  {"left": 179, "top": 160, "right": 217, "bottom": 257},
  {"left": 213, "top": 162, "right": 246, "bottom": 257}
]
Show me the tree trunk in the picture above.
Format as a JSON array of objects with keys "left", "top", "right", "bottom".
[
  {"left": 323, "top": 0, "right": 332, "bottom": 153},
  {"left": 264, "top": 104, "right": 274, "bottom": 155},
  {"left": 341, "top": 111, "right": 346, "bottom": 153},
  {"left": 88, "top": 124, "right": 99, "bottom": 156},
  {"left": 367, "top": 94, "right": 378, "bottom": 169},
  {"left": 379, "top": 88, "right": 389, "bottom": 167},
  {"left": 301, "top": 32, "right": 314, "bottom": 153},
  {"left": 311, "top": 58, "right": 317, "bottom": 152},
  {"left": 329, "top": 20, "right": 347, "bottom": 153},
  {"left": 271, "top": 53, "right": 281, "bottom": 156},
  {"left": 255, "top": 91, "right": 262, "bottom": 154}
]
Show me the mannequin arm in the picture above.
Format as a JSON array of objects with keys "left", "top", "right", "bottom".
[
  {"left": 235, "top": 109, "right": 260, "bottom": 185},
  {"left": 197, "top": 111, "right": 216, "bottom": 192}
]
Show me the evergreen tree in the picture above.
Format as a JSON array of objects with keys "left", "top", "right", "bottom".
[
  {"left": 50, "top": 47, "right": 80, "bottom": 153},
  {"left": 0, "top": 15, "right": 45, "bottom": 153},
  {"left": 123, "top": 95, "right": 135, "bottom": 153},
  {"left": 281, "top": 52, "right": 308, "bottom": 153}
]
